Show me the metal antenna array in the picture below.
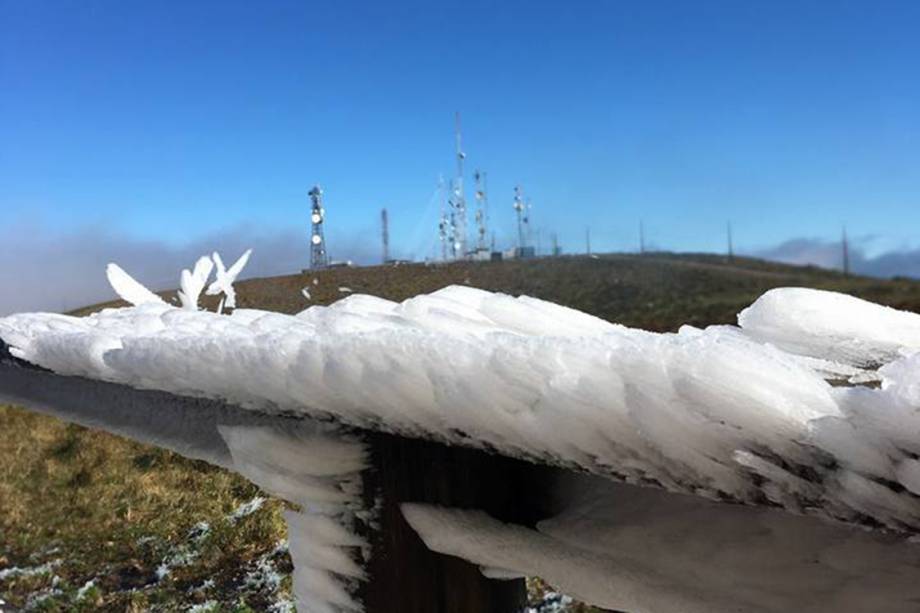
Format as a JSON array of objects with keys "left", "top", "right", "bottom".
[
  {"left": 449, "top": 112, "right": 468, "bottom": 258},
  {"left": 437, "top": 175, "right": 450, "bottom": 261},
  {"left": 309, "top": 185, "right": 328, "bottom": 269},
  {"left": 381, "top": 208, "right": 390, "bottom": 264},
  {"left": 474, "top": 169, "right": 489, "bottom": 251},
  {"left": 513, "top": 185, "right": 527, "bottom": 248}
]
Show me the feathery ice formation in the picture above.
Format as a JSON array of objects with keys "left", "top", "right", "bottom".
[{"left": 2, "top": 277, "right": 920, "bottom": 534}]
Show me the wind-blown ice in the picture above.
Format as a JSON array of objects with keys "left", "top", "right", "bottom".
[
  {"left": 207, "top": 249, "right": 252, "bottom": 310},
  {"left": 219, "top": 425, "right": 371, "bottom": 613},
  {"left": 403, "top": 474, "right": 920, "bottom": 613},
  {"left": 739, "top": 287, "right": 920, "bottom": 366},
  {"left": 3, "top": 283, "right": 920, "bottom": 532},
  {"left": 105, "top": 263, "right": 166, "bottom": 307},
  {"left": 178, "top": 256, "right": 214, "bottom": 310}
]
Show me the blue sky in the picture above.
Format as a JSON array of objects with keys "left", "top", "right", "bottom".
[{"left": 2, "top": 0, "right": 919, "bottom": 263}]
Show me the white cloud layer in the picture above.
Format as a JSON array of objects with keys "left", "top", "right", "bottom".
[{"left": 0, "top": 223, "right": 378, "bottom": 316}]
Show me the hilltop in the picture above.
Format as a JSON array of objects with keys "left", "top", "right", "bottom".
[{"left": 77, "top": 252, "right": 920, "bottom": 330}]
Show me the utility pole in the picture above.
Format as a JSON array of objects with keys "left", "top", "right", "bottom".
[
  {"left": 309, "top": 185, "right": 328, "bottom": 269},
  {"left": 639, "top": 220, "right": 646, "bottom": 254},
  {"left": 381, "top": 208, "right": 390, "bottom": 264},
  {"left": 552, "top": 233, "right": 560, "bottom": 257}
]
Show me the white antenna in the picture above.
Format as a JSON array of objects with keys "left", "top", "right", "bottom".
[{"left": 309, "top": 185, "right": 328, "bottom": 269}]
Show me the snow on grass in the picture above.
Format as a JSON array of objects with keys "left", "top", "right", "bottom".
[
  {"left": 0, "top": 560, "right": 61, "bottom": 581},
  {"left": 155, "top": 522, "right": 210, "bottom": 580},
  {"left": 228, "top": 496, "right": 265, "bottom": 523},
  {"left": 75, "top": 579, "right": 96, "bottom": 600},
  {"left": 187, "top": 599, "right": 219, "bottom": 612}
]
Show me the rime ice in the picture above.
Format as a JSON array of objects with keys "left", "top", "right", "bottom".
[{"left": 3, "top": 282, "right": 920, "bottom": 534}]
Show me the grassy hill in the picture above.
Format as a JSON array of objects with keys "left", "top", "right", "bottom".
[{"left": 5, "top": 253, "right": 920, "bottom": 611}]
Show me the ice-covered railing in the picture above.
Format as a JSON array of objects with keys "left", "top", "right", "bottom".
[{"left": 3, "top": 260, "right": 920, "bottom": 534}]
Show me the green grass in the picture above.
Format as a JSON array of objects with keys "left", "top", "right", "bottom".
[
  {"left": 6, "top": 253, "right": 920, "bottom": 611},
  {"left": 0, "top": 406, "right": 292, "bottom": 611}
]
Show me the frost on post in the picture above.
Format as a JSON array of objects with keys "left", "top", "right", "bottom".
[
  {"left": 178, "top": 256, "right": 214, "bottom": 311},
  {"left": 207, "top": 249, "right": 252, "bottom": 310},
  {"left": 105, "top": 263, "right": 166, "bottom": 306}
]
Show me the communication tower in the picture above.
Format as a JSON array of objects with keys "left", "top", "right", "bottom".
[
  {"left": 474, "top": 170, "right": 489, "bottom": 251},
  {"left": 309, "top": 185, "right": 328, "bottom": 269},
  {"left": 513, "top": 185, "right": 527, "bottom": 248},
  {"left": 437, "top": 175, "right": 450, "bottom": 261},
  {"left": 449, "top": 112, "right": 468, "bottom": 257}
]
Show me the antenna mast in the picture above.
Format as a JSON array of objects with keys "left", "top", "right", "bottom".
[
  {"left": 309, "top": 185, "right": 328, "bottom": 269},
  {"left": 513, "top": 185, "right": 526, "bottom": 248},
  {"left": 474, "top": 169, "right": 489, "bottom": 251},
  {"left": 450, "top": 112, "right": 468, "bottom": 258},
  {"left": 437, "top": 175, "right": 450, "bottom": 261},
  {"left": 381, "top": 208, "right": 390, "bottom": 263}
]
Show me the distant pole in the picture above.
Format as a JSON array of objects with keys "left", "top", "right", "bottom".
[
  {"left": 309, "top": 185, "right": 328, "bottom": 269},
  {"left": 842, "top": 225, "right": 850, "bottom": 276},
  {"left": 585, "top": 227, "right": 591, "bottom": 255},
  {"left": 727, "top": 221, "right": 734, "bottom": 261},
  {"left": 552, "top": 233, "right": 559, "bottom": 257},
  {"left": 381, "top": 208, "right": 390, "bottom": 264},
  {"left": 639, "top": 220, "right": 646, "bottom": 254}
]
